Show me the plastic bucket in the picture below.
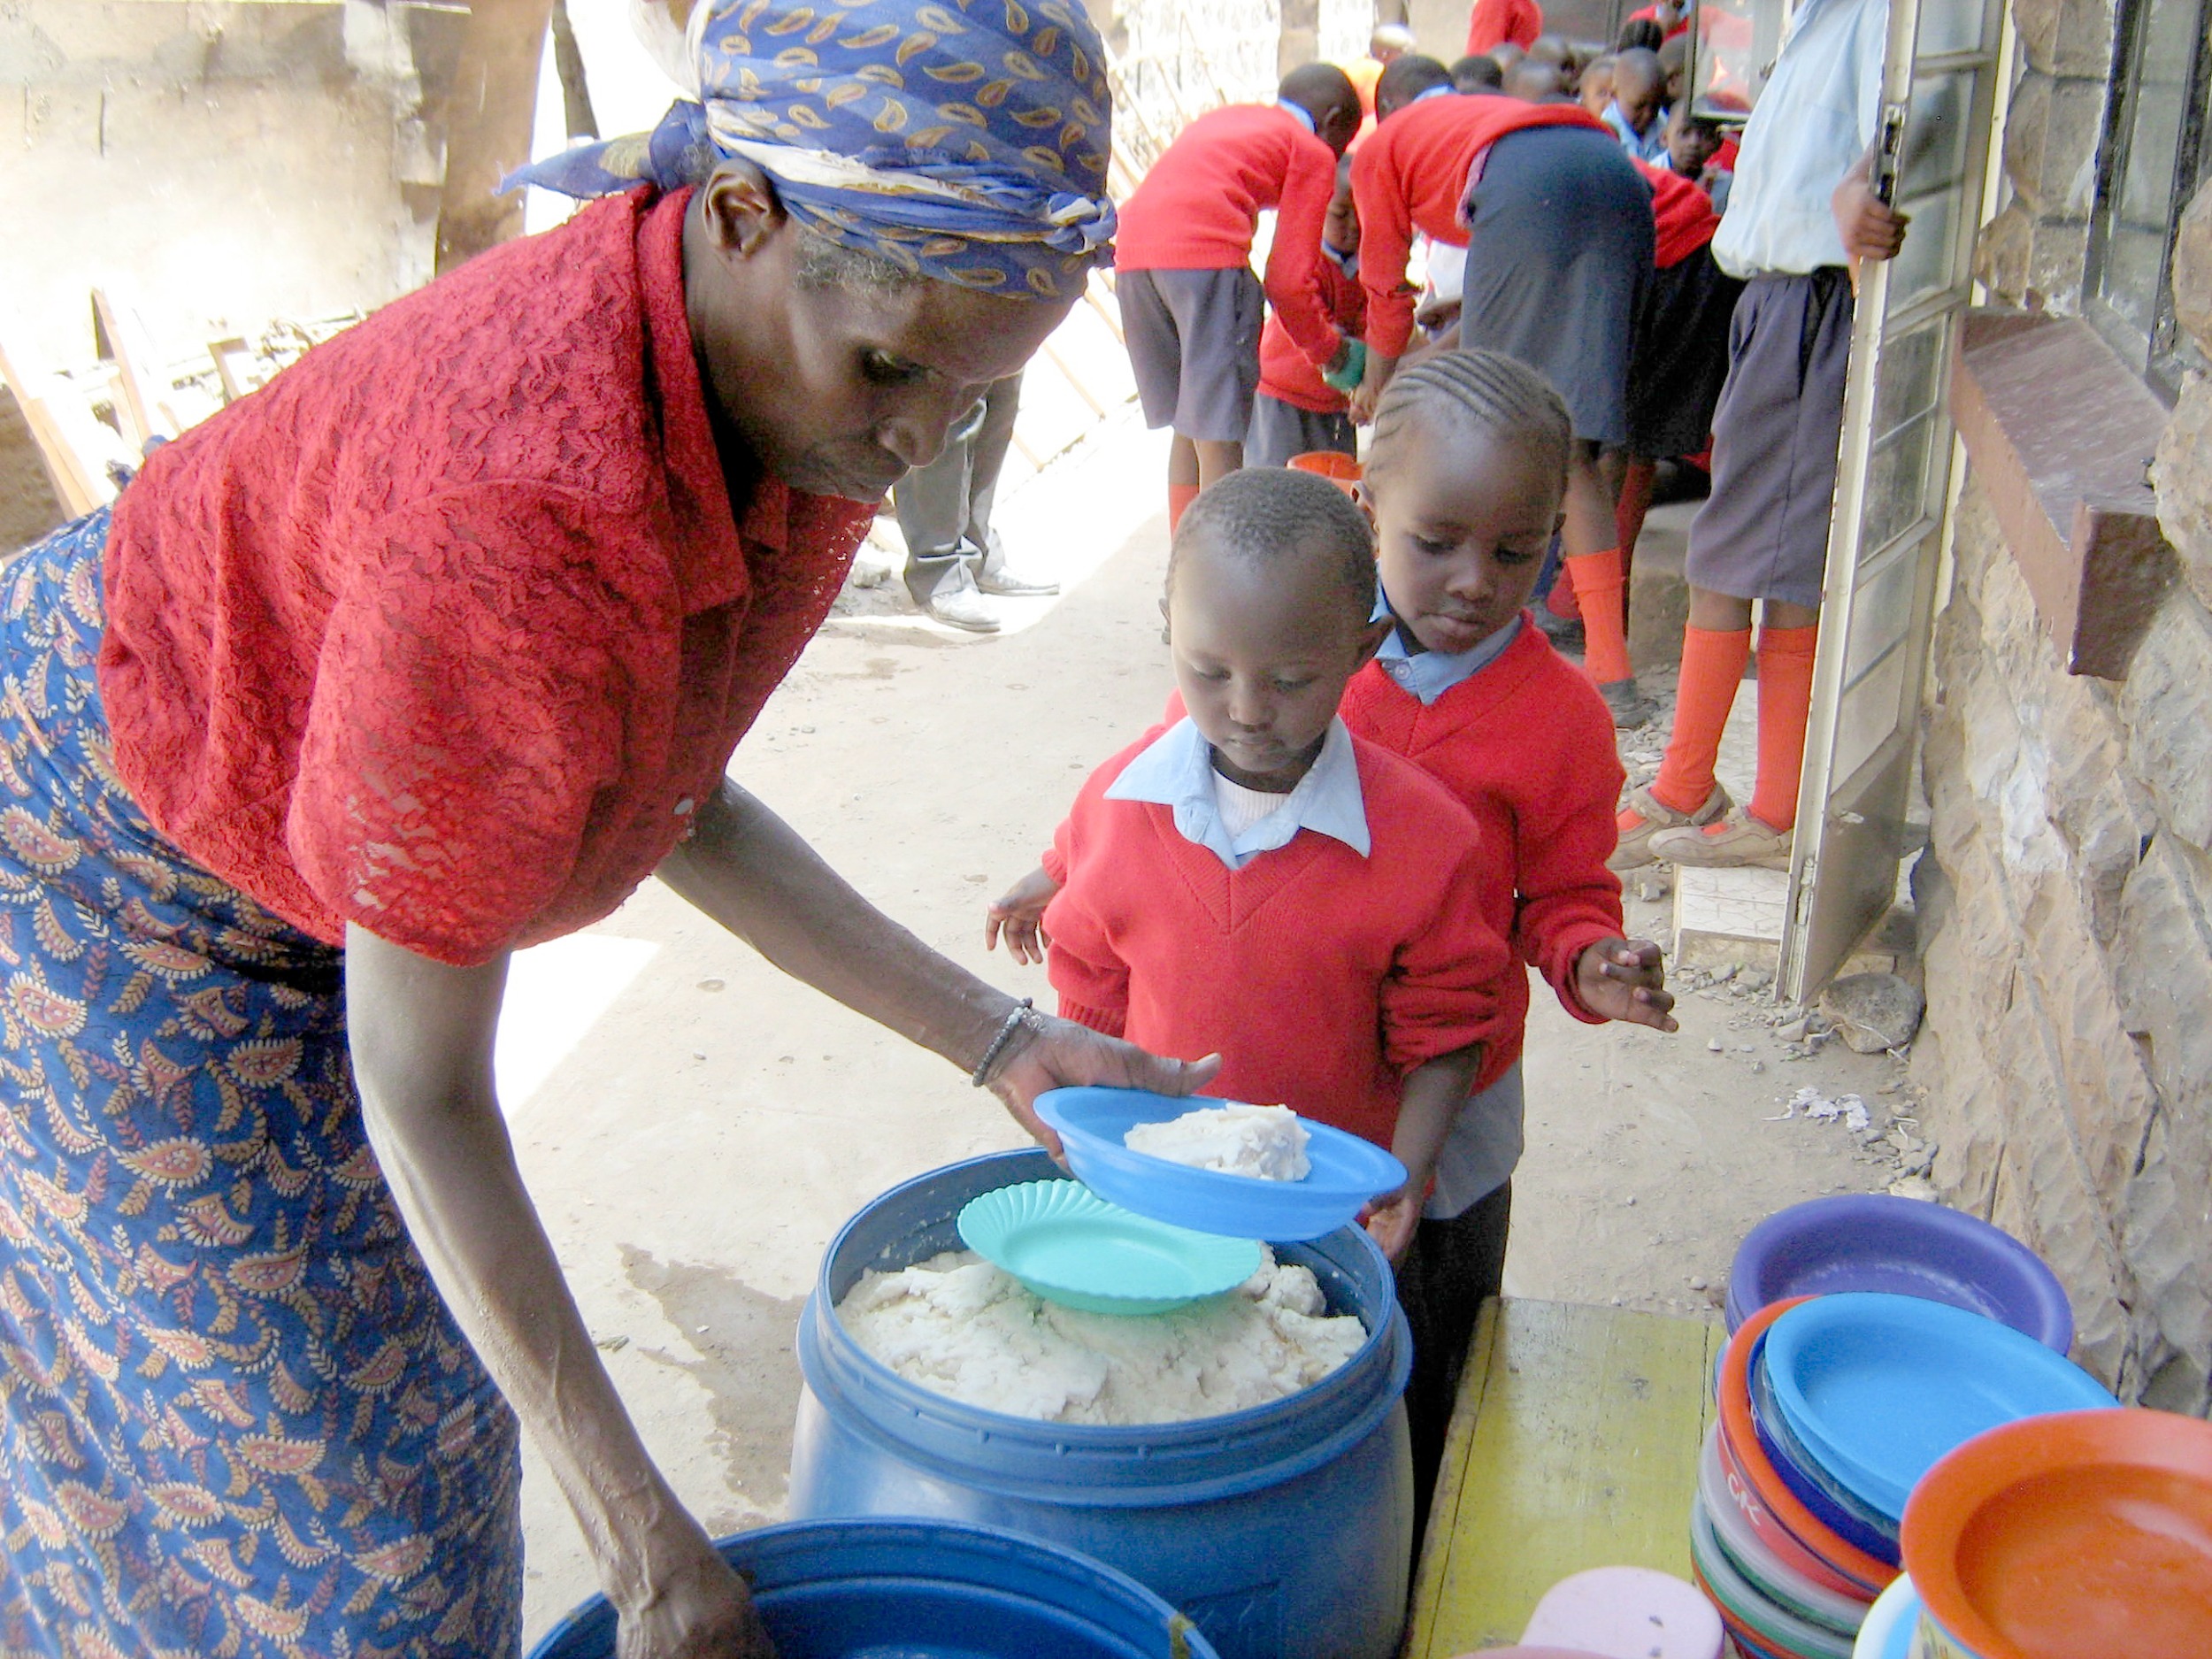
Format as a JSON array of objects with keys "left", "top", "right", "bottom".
[
  {"left": 787, "top": 1149, "right": 1414, "bottom": 1659},
  {"left": 526, "top": 1516, "right": 1219, "bottom": 1658},
  {"left": 1287, "top": 450, "right": 1363, "bottom": 495}
]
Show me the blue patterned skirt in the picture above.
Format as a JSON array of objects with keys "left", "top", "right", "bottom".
[{"left": 0, "top": 511, "right": 521, "bottom": 1656}]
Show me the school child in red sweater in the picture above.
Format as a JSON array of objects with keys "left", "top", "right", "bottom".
[
  {"left": 1342, "top": 350, "right": 1678, "bottom": 1502},
  {"left": 988, "top": 469, "right": 1509, "bottom": 1244},
  {"left": 1115, "top": 65, "right": 1363, "bottom": 531},
  {"left": 1248, "top": 157, "right": 1365, "bottom": 469},
  {"left": 987, "top": 471, "right": 1517, "bottom": 1550},
  {"left": 1348, "top": 87, "right": 1655, "bottom": 728}
]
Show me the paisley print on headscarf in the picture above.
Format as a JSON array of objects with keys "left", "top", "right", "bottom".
[{"left": 504, "top": 0, "right": 1116, "bottom": 298}]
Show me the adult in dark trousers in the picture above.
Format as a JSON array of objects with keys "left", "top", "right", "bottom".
[{"left": 895, "top": 373, "right": 1055, "bottom": 634}]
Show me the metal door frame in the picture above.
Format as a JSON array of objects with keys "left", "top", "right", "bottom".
[{"left": 1777, "top": 0, "right": 2011, "bottom": 1001}]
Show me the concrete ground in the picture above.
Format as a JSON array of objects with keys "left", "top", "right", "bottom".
[{"left": 504, "top": 413, "right": 1920, "bottom": 1640}]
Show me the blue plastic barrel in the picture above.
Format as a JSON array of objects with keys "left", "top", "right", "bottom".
[
  {"left": 787, "top": 1149, "right": 1415, "bottom": 1659},
  {"left": 526, "top": 1516, "right": 1220, "bottom": 1659}
]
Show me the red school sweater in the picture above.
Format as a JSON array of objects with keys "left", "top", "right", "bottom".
[
  {"left": 1257, "top": 251, "right": 1365, "bottom": 414},
  {"left": 1351, "top": 95, "right": 1606, "bottom": 357},
  {"left": 1637, "top": 157, "right": 1720, "bottom": 268},
  {"left": 1113, "top": 104, "right": 1342, "bottom": 371},
  {"left": 1340, "top": 619, "right": 1627, "bottom": 1094},
  {"left": 1040, "top": 729, "right": 1512, "bottom": 1151}
]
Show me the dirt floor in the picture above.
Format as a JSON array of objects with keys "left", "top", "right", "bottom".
[{"left": 506, "top": 412, "right": 1924, "bottom": 1640}]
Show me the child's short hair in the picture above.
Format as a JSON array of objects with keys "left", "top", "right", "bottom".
[
  {"left": 1449, "top": 53, "right": 1505, "bottom": 92},
  {"left": 1368, "top": 349, "right": 1572, "bottom": 488},
  {"left": 1169, "top": 469, "right": 1376, "bottom": 626}
]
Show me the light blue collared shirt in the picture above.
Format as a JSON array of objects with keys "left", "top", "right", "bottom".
[
  {"left": 1277, "top": 99, "right": 1317, "bottom": 134},
  {"left": 1602, "top": 102, "right": 1671, "bottom": 164},
  {"left": 1709, "top": 0, "right": 1888, "bottom": 279},
  {"left": 1106, "top": 717, "right": 1371, "bottom": 870},
  {"left": 1372, "top": 592, "right": 1524, "bottom": 704}
]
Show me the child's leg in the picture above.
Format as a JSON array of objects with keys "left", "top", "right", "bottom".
[
  {"left": 1748, "top": 606, "right": 1820, "bottom": 832},
  {"left": 1167, "top": 436, "right": 1200, "bottom": 533},
  {"left": 1399, "top": 1179, "right": 1513, "bottom": 1563},
  {"left": 1193, "top": 438, "right": 1244, "bottom": 490},
  {"left": 1562, "top": 442, "right": 1643, "bottom": 716},
  {"left": 1615, "top": 455, "right": 1660, "bottom": 615}
]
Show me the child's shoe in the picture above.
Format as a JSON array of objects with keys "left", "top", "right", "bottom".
[
  {"left": 1599, "top": 677, "right": 1657, "bottom": 730},
  {"left": 1610, "top": 783, "right": 1728, "bottom": 871},
  {"left": 1648, "top": 807, "right": 1793, "bottom": 870}
]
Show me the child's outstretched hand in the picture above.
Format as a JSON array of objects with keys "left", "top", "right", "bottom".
[
  {"left": 985, "top": 865, "right": 1063, "bottom": 965},
  {"left": 1575, "top": 936, "right": 1678, "bottom": 1032},
  {"left": 1363, "top": 1188, "right": 1422, "bottom": 1266}
]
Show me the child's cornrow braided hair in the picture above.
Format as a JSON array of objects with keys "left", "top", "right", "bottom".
[{"left": 1368, "top": 349, "right": 1572, "bottom": 486}]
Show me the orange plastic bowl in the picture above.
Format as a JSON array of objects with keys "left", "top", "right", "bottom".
[
  {"left": 1287, "top": 450, "right": 1363, "bottom": 496},
  {"left": 1717, "top": 1297, "right": 1898, "bottom": 1597},
  {"left": 1901, "top": 1406, "right": 2212, "bottom": 1659},
  {"left": 1709, "top": 1417, "right": 1875, "bottom": 1604}
]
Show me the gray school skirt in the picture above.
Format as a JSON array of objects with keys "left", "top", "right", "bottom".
[
  {"left": 1247, "top": 393, "right": 1356, "bottom": 469},
  {"left": 1460, "top": 125, "right": 1653, "bottom": 447},
  {"left": 1118, "top": 265, "right": 1265, "bottom": 442},
  {"left": 1683, "top": 268, "right": 1855, "bottom": 608}
]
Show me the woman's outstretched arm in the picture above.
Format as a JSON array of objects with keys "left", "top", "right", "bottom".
[{"left": 346, "top": 926, "right": 765, "bottom": 1659}]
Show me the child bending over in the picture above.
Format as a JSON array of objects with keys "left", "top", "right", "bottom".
[{"left": 1343, "top": 349, "right": 1678, "bottom": 1518}]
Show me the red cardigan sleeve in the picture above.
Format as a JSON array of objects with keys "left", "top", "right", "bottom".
[
  {"left": 1510, "top": 689, "right": 1629, "bottom": 1022},
  {"left": 1353, "top": 136, "right": 1422, "bottom": 361},
  {"left": 288, "top": 484, "right": 639, "bottom": 966},
  {"left": 1041, "top": 738, "right": 1166, "bottom": 1038},
  {"left": 1264, "top": 134, "right": 1348, "bottom": 371},
  {"left": 1381, "top": 832, "right": 1514, "bottom": 1075}
]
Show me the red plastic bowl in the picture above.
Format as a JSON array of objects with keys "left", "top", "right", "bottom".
[
  {"left": 1901, "top": 1407, "right": 2212, "bottom": 1659},
  {"left": 1717, "top": 1298, "right": 1897, "bottom": 1597}
]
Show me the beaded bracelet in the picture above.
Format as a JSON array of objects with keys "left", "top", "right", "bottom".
[{"left": 969, "top": 998, "right": 1046, "bottom": 1087}]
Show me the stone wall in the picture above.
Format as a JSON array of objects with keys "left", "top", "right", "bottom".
[
  {"left": 1913, "top": 0, "right": 2212, "bottom": 1410},
  {"left": 0, "top": 2, "right": 464, "bottom": 365}
]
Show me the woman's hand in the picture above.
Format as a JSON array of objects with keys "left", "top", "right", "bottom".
[
  {"left": 618, "top": 1529, "right": 773, "bottom": 1659},
  {"left": 1574, "top": 936, "right": 1678, "bottom": 1031},
  {"left": 985, "top": 1015, "right": 1220, "bottom": 1156},
  {"left": 984, "top": 865, "right": 1062, "bottom": 965}
]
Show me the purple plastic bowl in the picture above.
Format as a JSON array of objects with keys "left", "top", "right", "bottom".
[{"left": 1726, "top": 1194, "right": 2072, "bottom": 1352}]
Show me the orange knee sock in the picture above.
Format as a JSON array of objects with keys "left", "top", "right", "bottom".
[
  {"left": 1750, "top": 625, "right": 1819, "bottom": 832},
  {"left": 1650, "top": 626, "right": 1752, "bottom": 816},
  {"left": 1546, "top": 557, "right": 1581, "bottom": 620},
  {"left": 1168, "top": 483, "right": 1199, "bottom": 534},
  {"left": 1564, "top": 549, "right": 1632, "bottom": 684}
]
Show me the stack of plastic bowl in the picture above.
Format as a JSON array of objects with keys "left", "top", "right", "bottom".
[
  {"left": 1696, "top": 1293, "right": 2117, "bottom": 1659},
  {"left": 1901, "top": 1407, "right": 2212, "bottom": 1659}
]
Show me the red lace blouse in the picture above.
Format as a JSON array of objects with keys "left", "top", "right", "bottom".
[{"left": 100, "top": 188, "right": 873, "bottom": 966}]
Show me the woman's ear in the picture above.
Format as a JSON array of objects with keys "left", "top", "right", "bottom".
[{"left": 699, "top": 157, "right": 786, "bottom": 257}]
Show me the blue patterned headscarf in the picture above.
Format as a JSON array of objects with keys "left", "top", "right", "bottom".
[{"left": 504, "top": 0, "right": 1116, "bottom": 298}]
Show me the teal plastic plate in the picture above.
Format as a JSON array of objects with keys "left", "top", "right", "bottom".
[{"left": 956, "top": 1181, "right": 1263, "bottom": 1317}]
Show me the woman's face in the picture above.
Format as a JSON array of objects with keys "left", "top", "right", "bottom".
[{"left": 684, "top": 166, "right": 1076, "bottom": 502}]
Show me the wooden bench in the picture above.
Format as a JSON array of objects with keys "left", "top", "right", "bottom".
[{"left": 1404, "top": 1297, "right": 1723, "bottom": 1657}]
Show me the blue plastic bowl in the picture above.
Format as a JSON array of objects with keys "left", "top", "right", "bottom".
[
  {"left": 1763, "top": 1292, "right": 2117, "bottom": 1521},
  {"left": 1745, "top": 1335, "right": 1901, "bottom": 1566},
  {"left": 1035, "top": 1087, "right": 1407, "bottom": 1242},
  {"left": 526, "top": 1517, "right": 1221, "bottom": 1659},
  {"left": 1727, "top": 1194, "right": 2072, "bottom": 1352}
]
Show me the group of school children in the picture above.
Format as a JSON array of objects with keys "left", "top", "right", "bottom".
[{"left": 984, "top": 0, "right": 1909, "bottom": 1567}]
